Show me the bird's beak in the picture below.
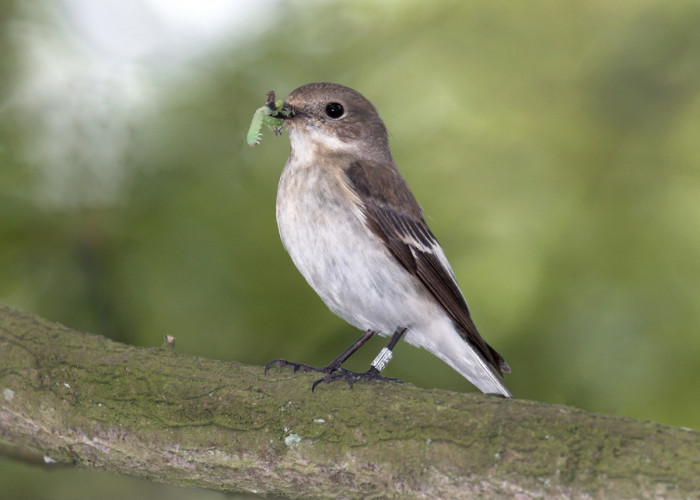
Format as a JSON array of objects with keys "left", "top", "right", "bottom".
[
  {"left": 265, "top": 91, "right": 295, "bottom": 120},
  {"left": 270, "top": 102, "right": 295, "bottom": 120}
]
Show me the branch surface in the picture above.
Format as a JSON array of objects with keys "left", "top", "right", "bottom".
[{"left": 0, "top": 305, "right": 698, "bottom": 499}]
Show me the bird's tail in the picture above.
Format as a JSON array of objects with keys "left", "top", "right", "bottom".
[
  {"left": 413, "top": 324, "right": 512, "bottom": 397},
  {"left": 443, "top": 343, "right": 513, "bottom": 397}
]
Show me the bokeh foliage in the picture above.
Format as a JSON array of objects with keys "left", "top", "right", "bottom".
[{"left": 2, "top": 0, "right": 700, "bottom": 497}]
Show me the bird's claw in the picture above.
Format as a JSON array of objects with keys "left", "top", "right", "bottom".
[
  {"left": 311, "top": 367, "right": 403, "bottom": 391},
  {"left": 265, "top": 360, "right": 403, "bottom": 391},
  {"left": 264, "top": 359, "right": 329, "bottom": 374}
]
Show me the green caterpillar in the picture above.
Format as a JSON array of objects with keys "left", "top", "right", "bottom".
[{"left": 247, "top": 91, "right": 291, "bottom": 147}]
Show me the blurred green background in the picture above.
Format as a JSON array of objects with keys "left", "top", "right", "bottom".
[{"left": 2, "top": 0, "right": 700, "bottom": 497}]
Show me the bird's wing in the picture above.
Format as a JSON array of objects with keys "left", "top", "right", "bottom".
[{"left": 344, "top": 161, "right": 510, "bottom": 375}]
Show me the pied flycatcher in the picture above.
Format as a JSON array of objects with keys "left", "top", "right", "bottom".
[{"left": 261, "top": 82, "right": 512, "bottom": 397}]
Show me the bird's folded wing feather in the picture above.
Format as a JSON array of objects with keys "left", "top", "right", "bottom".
[{"left": 344, "top": 161, "right": 509, "bottom": 375}]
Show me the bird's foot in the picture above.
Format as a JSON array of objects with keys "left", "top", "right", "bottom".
[
  {"left": 265, "top": 359, "right": 403, "bottom": 391},
  {"left": 311, "top": 366, "right": 403, "bottom": 391},
  {"left": 264, "top": 359, "right": 333, "bottom": 374}
]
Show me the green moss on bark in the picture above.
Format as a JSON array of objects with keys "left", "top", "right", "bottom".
[{"left": 1, "top": 305, "right": 698, "bottom": 498}]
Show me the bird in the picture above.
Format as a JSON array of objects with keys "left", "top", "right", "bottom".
[{"left": 263, "top": 82, "right": 512, "bottom": 397}]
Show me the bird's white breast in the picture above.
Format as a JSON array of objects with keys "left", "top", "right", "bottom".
[{"left": 276, "top": 155, "right": 435, "bottom": 336}]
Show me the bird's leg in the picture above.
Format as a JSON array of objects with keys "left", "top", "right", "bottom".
[
  {"left": 312, "top": 327, "right": 408, "bottom": 390},
  {"left": 264, "top": 329, "right": 377, "bottom": 375}
]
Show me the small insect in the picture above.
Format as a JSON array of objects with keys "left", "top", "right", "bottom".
[{"left": 247, "top": 91, "right": 292, "bottom": 147}]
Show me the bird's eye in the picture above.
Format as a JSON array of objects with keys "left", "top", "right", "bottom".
[{"left": 325, "top": 102, "right": 345, "bottom": 119}]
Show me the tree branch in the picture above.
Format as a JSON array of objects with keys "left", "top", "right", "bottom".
[{"left": 0, "top": 305, "right": 698, "bottom": 498}]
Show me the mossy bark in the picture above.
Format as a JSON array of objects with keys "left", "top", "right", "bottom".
[{"left": 0, "top": 305, "right": 698, "bottom": 498}]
